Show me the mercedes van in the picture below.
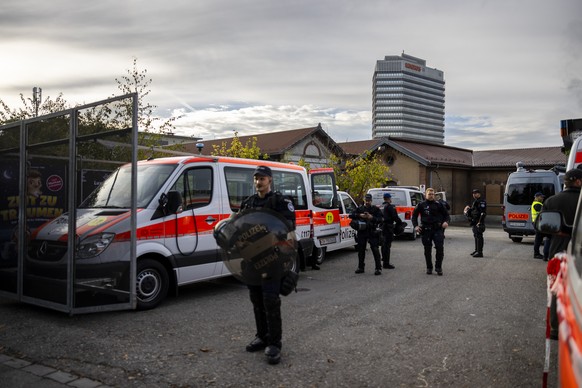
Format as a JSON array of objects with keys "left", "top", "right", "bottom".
[
  {"left": 367, "top": 187, "right": 425, "bottom": 239},
  {"left": 502, "top": 162, "right": 563, "bottom": 242},
  {"left": 26, "top": 156, "right": 341, "bottom": 310}
]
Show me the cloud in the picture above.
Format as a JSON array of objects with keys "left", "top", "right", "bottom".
[
  {"left": 170, "top": 104, "right": 372, "bottom": 142},
  {"left": 1, "top": 0, "right": 581, "bottom": 153}
]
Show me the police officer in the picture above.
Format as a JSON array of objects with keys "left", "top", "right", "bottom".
[
  {"left": 412, "top": 188, "right": 450, "bottom": 275},
  {"left": 464, "top": 189, "right": 487, "bottom": 258},
  {"left": 531, "top": 192, "right": 545, "bottom": 259},
  {"left": 381, "top": 192, "right": 403, "bottom": 269},
  {"left": 240, "top": 165, "right": 296, "bottom": 365},
  {"left": 350, "top": 193, "right": 383, "bottom": 275},
  {"left": 541, "top": 168, "right": 582, "bottom": 340}
]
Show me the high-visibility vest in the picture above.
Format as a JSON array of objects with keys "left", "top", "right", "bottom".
[{"left": 531, "top": 200, "right": 543, "bottom": 222}]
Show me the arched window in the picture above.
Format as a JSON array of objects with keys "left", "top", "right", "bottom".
[{"left": 304, "top": 143, "right": 321, "bottom": 157}]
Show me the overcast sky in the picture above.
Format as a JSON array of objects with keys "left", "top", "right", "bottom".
[{"left": 1, "top": 0, "right": 581, "bottom": 150}]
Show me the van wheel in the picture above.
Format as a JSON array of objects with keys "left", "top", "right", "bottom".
[
  {"left": 136, "top": 259, "right": 169, "bottom": 310},
  {"left": 313, "top": 247, "right": 326, "bottom": 265},
  {"left": 511, "top": 237, "right": 523, "bottom": 243}
]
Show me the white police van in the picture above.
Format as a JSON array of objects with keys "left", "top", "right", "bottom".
[
  {"left": 502, "top": 162, "right": 563, "bottom": 242},
  {"left": 26, "top": 156, "right": 341, "bottom": 310},
  {"left": 367, "top": 187, "right": 425, "bottom": 239}
]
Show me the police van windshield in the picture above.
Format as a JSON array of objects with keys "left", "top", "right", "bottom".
[
  {"left": 506, "top": 183, "right": 557, "bottom": 206},
  {"left": 80, "top": 164, "right": 177, "bottom": 209}
]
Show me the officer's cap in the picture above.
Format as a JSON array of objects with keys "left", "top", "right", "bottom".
[
  {"left": 253, "top": 165, "right": 272, "bottom": 177},
  {"left": 534, "top": 192, "right": 544, "bottom": 198},
  {"left": 565, "top": 168, "right": 582, "bottom": 182},
  {"left": 364, "top": 194, "right": 373, "bottom": 200},
  {"left": 383, "top": 193, "right": 391, "bottom": 199},
  {"left": 472, "top": 189, "right": 481, "bottom": 194}
]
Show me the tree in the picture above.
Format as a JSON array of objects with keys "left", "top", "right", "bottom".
[
  {"left": 211, "top": 131, "right": 268, "bottom": 159},
  {"left": 330, "top": 152, "right": 390, "bottom": 203},
  {"left": 0, "top": 92, "right": 69, "bottom": 124},
  {"left": 111, "top": 58, "right": 186, "bottom": 159},
  {"left": 0, "top": 58, "right": 183, "bottom": 161}
]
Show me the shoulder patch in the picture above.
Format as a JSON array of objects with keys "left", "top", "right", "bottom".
[{"left": 287, "top": 202, "right": 295, "bottom": 212}]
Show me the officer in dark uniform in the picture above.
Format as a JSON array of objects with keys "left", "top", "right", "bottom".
[
  {"left": 464, "top": 189, "right": 487, "bottom": 258},
  {"left": 381, "top": 192, "right": 403, "bottom": 269},
  {"left": 240, "top": 165, "right": 296, "bottom": 365},
  {"left": 542, "top": 168, "right": 582, "bottom": 340},
  {"left": 350, "top": 193, "right": 383, "bottom": 275},
  {"left": 412, "top": 188, "right": 450, "bottom": 275}
]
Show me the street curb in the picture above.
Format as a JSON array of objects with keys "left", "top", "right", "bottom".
[{"left": 0, "top": 353, "right": 111, "bottom": 388}]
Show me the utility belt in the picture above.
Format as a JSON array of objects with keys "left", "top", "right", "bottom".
[{"left": 421, "top": 223, "right": 443, "bottom": 230}]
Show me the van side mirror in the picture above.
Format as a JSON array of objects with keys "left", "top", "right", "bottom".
[{"left": 164, "top": 191, "right": 183, "bottom": 214}]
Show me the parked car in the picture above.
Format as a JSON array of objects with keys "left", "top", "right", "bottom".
[{"left": 367, "top": 187, "right": 425, "bottom": 239}]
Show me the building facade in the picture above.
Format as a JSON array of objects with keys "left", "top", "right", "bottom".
[{"left": 372, "top": 53, "right": 445, "bottom": 144}]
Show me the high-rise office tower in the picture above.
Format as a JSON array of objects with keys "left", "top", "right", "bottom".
[{"left": 372, "top": 53, "right": 445, "bottom": 144}]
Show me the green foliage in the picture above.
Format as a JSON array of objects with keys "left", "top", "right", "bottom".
[
  {"left": 114, "top": 58, "right": 181, "bottom": 137},
  {"left": 112, "top": 58, "right": 185, "bottom": 160},
  {"left": 210, "top": 131, "right": 268, "bottom": 159},
  {"left": 0, "top": 92, "right": 69, "bottom": 124},
  {"left": 330, "top": 151, "right": 390, "bottom": 203},
  {"left": 297, "top": 158, "right": 311, "bottom": 171}
]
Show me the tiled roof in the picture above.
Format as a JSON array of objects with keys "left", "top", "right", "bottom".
[
  {"left": 389, "top": 138, "right": 473, "bottom": 167},
  {"left": 337, "top": 139, "right": 382, "bottom": 156},
  {"left": 337, "top": 137, "right": 473, "bottom": 167},
  {"left": 180, "top": 124, "right": 343, "bottom": 156},
  {"left": 178, "top": 127, "right": 566, "bottom": 169},
  {"left": 472, "top": 147, "right": 566, "bottom": 168},
  {"left": 337, "top": 137, "right": 566, "bottom": 169}
]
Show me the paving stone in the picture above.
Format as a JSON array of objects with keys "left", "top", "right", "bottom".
[
  {"left": 68, "top": 377, "right": 102, "bottom": 388},
  {"left": 46, "top": 370, "right": 78, "bottom": 384},
  {"left": 4, "top": 358, "right": 31, "bottom": 368},
  {"left": 22, "top": 363, "right": 57, "bottom": 376},
  {"left": 0, "top": 354, "right": 12, "bottom": 363}
]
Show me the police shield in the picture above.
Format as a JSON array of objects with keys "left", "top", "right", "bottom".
[{"left": 213, "top": 208, "right": 297, "bottom": 286}]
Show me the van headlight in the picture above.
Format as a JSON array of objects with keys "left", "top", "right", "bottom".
[{"left": 77, "top": 233, "right": 115, "bottom": 259}]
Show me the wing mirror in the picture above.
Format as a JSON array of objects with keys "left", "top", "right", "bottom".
[{"left": 159, "top": 191, "right": 183, "bottom": 215}]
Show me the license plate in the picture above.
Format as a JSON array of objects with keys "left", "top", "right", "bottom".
[
  {"left": 509, "top": 221, "right": 526, "bottom": 227},
  {"left": 319, "top": 236, "right": 337, "bottom": 245}
]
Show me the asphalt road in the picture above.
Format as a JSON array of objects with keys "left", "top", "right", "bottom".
[{"left": 0, "top": 225, "right": 558, "bottom": 387}]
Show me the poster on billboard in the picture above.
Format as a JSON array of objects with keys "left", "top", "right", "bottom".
[{"left": 0, "top": 159, "right": 68, "bottom": 260}]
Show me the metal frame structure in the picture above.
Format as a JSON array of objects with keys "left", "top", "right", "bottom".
[{"left": 0, "top": 93, "right": 138, "bottom": 314}]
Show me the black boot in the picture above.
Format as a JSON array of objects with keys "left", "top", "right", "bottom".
[
  {"left": 372, "top": 246, "right": 382, "bottom": 271},
  {"left": 248, "top": 288, "right": 268, "bottom": 352},
  {"left": 264, "top": 296, "right": 282, "bottom": 364},
  {"left": 424, "top": 245, "right": 433, "bottom": 273},
  {"left": 265, "top": 345, "right": 281, "bottom": 365},
  {"left": 474, "top": 238, "right": 484, "bottom": 257}
]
